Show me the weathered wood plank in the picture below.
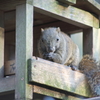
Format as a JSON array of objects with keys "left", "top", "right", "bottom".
[
  {"left": 87, "top": 0, "right": 100, "bottom": 12},
  {"left": 0, "top": 0, "right": 99, "bottom": 28},
  {"left": 0, "top": 76, "right": 15, "bottom": 95},
  {"left": 34, "top": 0, "right": 99, "bottom": 28},
  {"left": 29, "top": 57, "right": 92, "bottom": 97},
  {"left": 15, "top": 4, "right": 33, "bottom": 100},
  {"left": 33, "top": 85, "right": 66, "bottom": 99},
  {"left": 33, "top": 85, "right": 87, "bottom": 100},
  {"left": 74, "top": 0, "right": 100, "bottom": 15},
  {"left": 4, "top": 9, "right": 81, "bottom": 33},
  {"left": 57, "top": 0, "right": 76, "bottom": 5}
]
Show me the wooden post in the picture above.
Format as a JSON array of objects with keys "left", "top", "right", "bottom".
[
  {"left": 92, "top": 28, "right": 100, "bottom": 61},
  {"left": 83, "top": 28, "right": 93, "bottom": 55},
  {"left": 83, "top": 28, "right": 100, "bottom": 61},
  {"left": 0, "top": 11, "right": 4, "bottom": 78},
  {"left": 15, "top": 3, "right": 33, "bottom": 100}
]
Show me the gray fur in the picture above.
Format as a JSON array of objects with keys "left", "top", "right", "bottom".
[
  {"left": 79, "top": 54, "right": 100, "bottom": 97},
  {"left": 38, "top": 27, "right": 79, "bottom": 68}
]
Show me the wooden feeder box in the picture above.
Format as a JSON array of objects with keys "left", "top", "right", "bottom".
[{"left": 0, "top": 0, "right": 100, "bottom": 100}]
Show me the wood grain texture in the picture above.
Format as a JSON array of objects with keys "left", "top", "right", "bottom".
[
  {"left": 34, "top": 0, "right": 99, "bottom": 28},
  {"left": 74, "top": 0, "right": 100, "bottom": 15},
  {"left": 15, "top": 4, "right": 33, "bottom": 100},
  {"left": 33, "top": 85, "right": 66, "bottom": 99},
  {"left": 33, "top": 85, "right": 87, "bottom": 100},
  {"left": 29, "top": 57, "right": 92, "bottom": 97},
  {"left": 1, "top": 0, "right": 99, "bottom": 28},
  {"left": 0, "top": 75, "right": 15, "bottom": 94}
]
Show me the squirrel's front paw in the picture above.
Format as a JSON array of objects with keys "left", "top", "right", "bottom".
[
  {"left": 43, "top": 53, "right": 49, "bottom": 59},
  {"left": 43, "top": 52, "right": 54, "bottom": 61},
  {"left": 48, "top": 52, "right": 53, "bottom": 59},
  {"left": 70, "top": 65, "right": 78, "bottom": 71}
]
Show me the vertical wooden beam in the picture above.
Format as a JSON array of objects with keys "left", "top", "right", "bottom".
[
  {"left": 83, "top": 28, "right": 93, "bottom": 55},
  {"left": 0, "top": 11, "right": 4, "bottom": 78},
  {"left": 83, "top": 28, "right": 100, "bottom": 61},
  {"left": 15, "top": 3, "right": 33, "bottom": 100},
  {"left": 92, "top": 28, "right": 100, "bottom": 61}
]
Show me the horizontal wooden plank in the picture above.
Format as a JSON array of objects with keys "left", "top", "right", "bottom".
[
  {"left": 4, "top": 10, "right": 81, "bottom": 33},
  {"left": 74, "top": 0, "right": 100, "bottom": 15},
  {"left": 0, "top": 76, "right": 15, "bottom": 94},
  {"left": 33, "top": 85, "right": 65, "bottom": 99},
  {"left": 33, "top": 85, "right": 87, "bottom": 100},
  {"left": 0, "top": 0, "right": 99, "bottom": 28},
  {"left": 34, "top": 0, "right": 99, "bottom": 28},
  {"left": 57, "top": 0, "right": 76, "bottom": 5},
  {"left": 28, "top": 57, "right": 92, "bottom": 97},
  {"left": 87, "top": 0, "right": 100, "bottom": 13}
]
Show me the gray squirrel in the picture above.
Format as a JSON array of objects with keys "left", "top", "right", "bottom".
[
  {"left": 79, "top": 54, "right": 100, "bottom": 97},
  {"left": 38, "top": 27, "right": 80, "bottom": 70}
]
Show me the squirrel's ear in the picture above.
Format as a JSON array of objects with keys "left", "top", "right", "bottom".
[
  {"left": 41, "top": 28, "right": 44, "bottom": 33},
  {"left": 56, "top": 27, "right": 60, "bottom": 33}
]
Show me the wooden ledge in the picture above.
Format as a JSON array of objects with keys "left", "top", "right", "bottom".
[
  {"left": 0, "top": 0, "right": 99, "bottom": 28},
  {"left": 34, "top": 0, "right": 99, "bottom": 28},
  {"left": 0, "top": 75, "right": 15, "bottom": 94},
  {"left": 28, "top": 56, "right": 92, "bottom": 97},
  {"left": 74, "top": 0, "right": 100, "bottom": 15}
]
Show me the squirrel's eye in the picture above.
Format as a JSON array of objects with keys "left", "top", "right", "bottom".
[{"left": 57, "top": 38, "right": 59, "bottom": 41}]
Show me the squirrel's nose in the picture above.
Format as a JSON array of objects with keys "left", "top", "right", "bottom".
[{"left": 48, "top": 47, "right": 55, "bottom": 52}]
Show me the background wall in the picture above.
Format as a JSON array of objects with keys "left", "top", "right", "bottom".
[{"left": 71, "top": 32, "right": 83, "bottom": 60}]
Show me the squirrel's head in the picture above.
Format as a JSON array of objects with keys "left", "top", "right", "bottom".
[{"left": 41, "top": 27, "right": 61, "bottom": 53}]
